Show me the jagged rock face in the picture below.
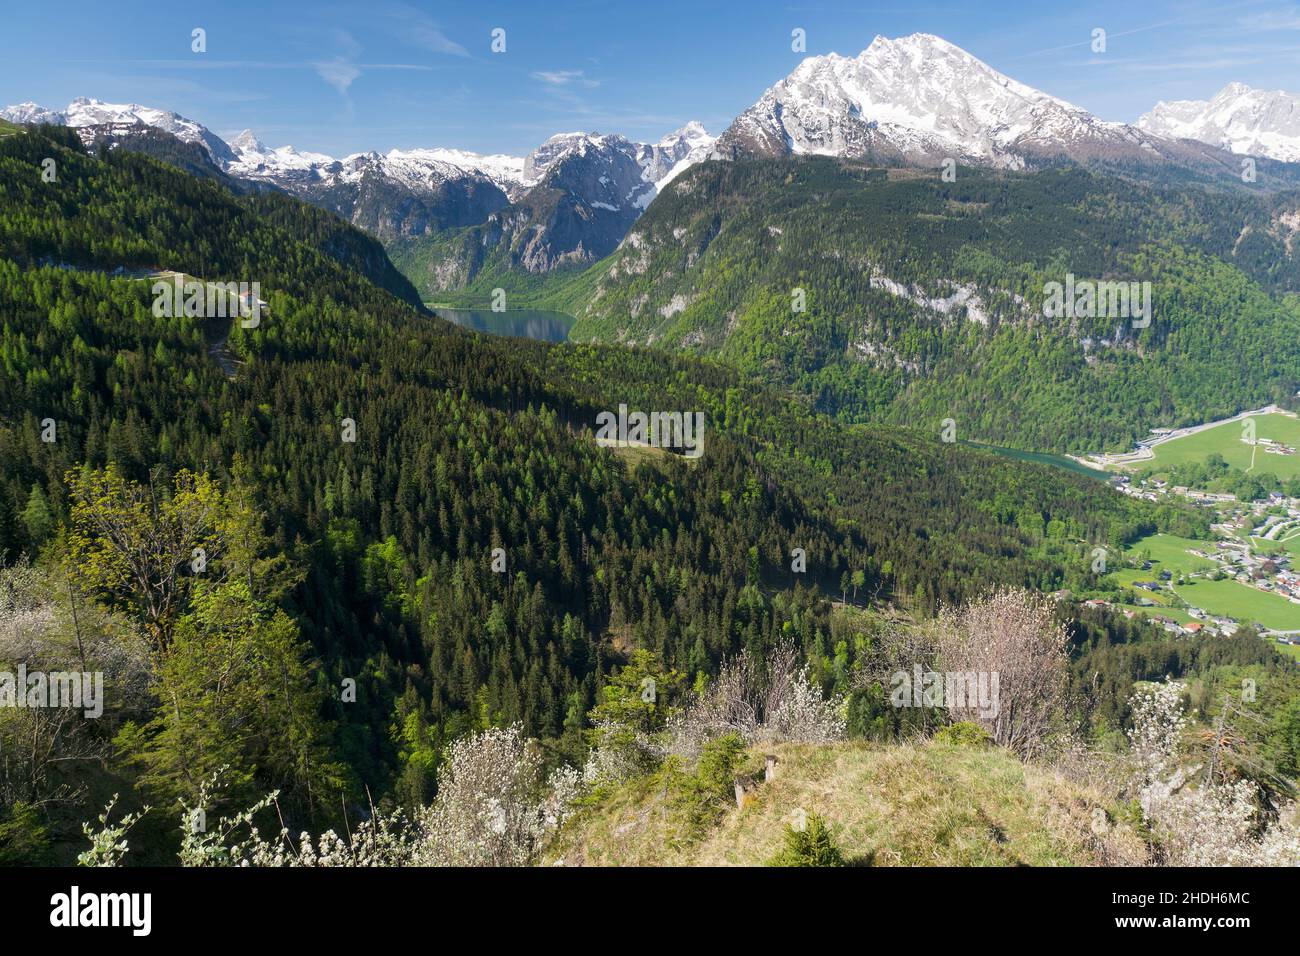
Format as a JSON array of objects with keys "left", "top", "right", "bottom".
[
  {"left": 469, "top": 148, "right": 650, "bottom": 275},
  {"left": 1140, "top": 82, "right": 1300, "bottom": 163},
  {"left": 228, "top": 144, "right": 515, "bottom": 240},
  {"left": 416, "top": 132, "right": 712, "bottom": 284},
  {"left": 637, "top": 121, "right": 716, "bottom": 188},
  {"left": 311, "top": 168, "right": 511, "bottom": 243},
  {"left": 539, "top": 135, "right": 655, "bottom": 216}
]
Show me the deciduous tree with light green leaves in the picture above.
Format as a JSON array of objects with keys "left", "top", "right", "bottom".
[{"left": 66, "top": 463, "right": 346, "bottom": 817}]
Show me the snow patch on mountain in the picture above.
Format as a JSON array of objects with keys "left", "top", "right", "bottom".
[
  {"left": 227, "top": 131, "right": 338, "bottom": 181},
  {"left": 0, "top": 101, "right": 65, "bottom": 125},
  {"left": 408, "top": 147, "right": 527, "bottom": 195}
]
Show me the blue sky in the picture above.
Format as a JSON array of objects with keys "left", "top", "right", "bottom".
[{"left": 2, "top": 0, "right": 1299, "bottom": 156}]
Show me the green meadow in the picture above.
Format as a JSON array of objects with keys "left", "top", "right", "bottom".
[
  {"left": 1123, "top": 533, "right": 1217, "bottom": 574},
  {"left": 1147, "top": 412, "right": 1300, "bottom": 479},
  {"left": 1250, "top": 517, "right": 1300, "bottom": 557},
  {"left": 1173, "top": 578, "right": 1300, "bottom": 631},
  {"left": 1119, "top": 533, "right": 1300, "bottom": 630}
]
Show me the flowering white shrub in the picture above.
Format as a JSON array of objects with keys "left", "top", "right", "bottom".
[
  {"left": 582, "top": 717, "right": 668, "bottom": 787},
  {"left": 0, "top": 556, "right": 55, "bottom": 648},
  {"left": 1, "top": 559, "right": 150, "bottom": 819},
  {"left": 767, "top": 666, "right": 847, "bottom": 744},
  {"left": 80, "top": 728, "right": 585, "bottom": 867},
  {"left": 77, "top": 795, "right": 148, "bottom": 867},
  {"left": 235, "top": 810, "right": 419, "bottom": 867},
  {"left": 1127, "top": 680, "right": 1189, "bottom": 816},
  {"left": 418, "top": 724, "right": 573, "bottom": 866},
  {"left": 1126, "top": 682, "right": 1300, "bottom": 867},
  {"left": 540, "top": 762, "right": 584, "bottom": 832}
]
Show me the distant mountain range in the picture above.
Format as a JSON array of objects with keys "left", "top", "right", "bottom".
[
  {"left": 711, "top": 33, "right": 1292, "bottom": 184},
  {"left": 6, "top": 34, "right": 1300, "bottom": 289},
  {"left": 1, "top": 96, "right": 240, "bottom": 165},
  {"left": 0, "top": 96, "right": 715, "bottom": 240}
]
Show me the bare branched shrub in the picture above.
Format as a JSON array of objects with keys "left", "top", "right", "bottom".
[
  {"left": 668, "top": 641, "right": 844, "bottom": 758},
  {"left": 853, "top": 620, "right": 938, "bottom": 692},
  {"left": 933, "top": 588, "right": 1070, "bottom": 757},
  {"left": 766, "top": 665, "right": 847, "bottom": 744},
  {"left": 582, "top": 718, "right": 668, "bottom": 786},
  {"left": 666, "top": 652, "right": 759, "bottom": 756},
  {"left": 0, "top": 559, "right": 149, "bottom": 815}
]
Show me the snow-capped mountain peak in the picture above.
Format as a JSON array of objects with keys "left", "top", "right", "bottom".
[
  {"left": 658, "top": 120, "right": 712, "bottom": 150},
  {"left": 523, "top": 131, "right": 622, "bottom": 184},
  {"left": 229, "top": 129, "right": 267, "bottom": 153},
  {"left": 714, "top": 32, "right": 1161, "bottom": 169},
  {"left": 1, "top": 97, "right": 236, "bottom": 164},
  {"left": 645, "top": 122, "right": 715, "bottom": 190},
  {"left": 1139, "top": 82, "right": 1300, "bottom": 162},
  {"left": 0, "top": 91, "right": 706, "bottom": 213},
  {"left": 0, "top": 101, "right": 65, "bottom": 125},
  {"left": 66, "top": 97, "right": 235, "bottom": 163},
  {"left": 518, "top": 124, "right": 715, "bottom": 202},
  {"left": 227, "top": 134, "right": 340, "bottom": 186},
  {"left": 398, "top": 147, "right": 527, "bottom": 196}
]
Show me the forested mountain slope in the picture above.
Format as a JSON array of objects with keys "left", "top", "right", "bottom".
[
  {"left": 0, "top": 124, "right": 1199, "bottom": 854},
  {"left": 568, "top": 158, "right": 1300, "bottom": 453},
  {"left": 0, "top": 126, "right": 425, "bottom": 310}
]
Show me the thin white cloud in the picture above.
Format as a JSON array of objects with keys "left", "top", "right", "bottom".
[
  {"left": 407, "top": 22, "right": 469, "bottom": 58},
  {"left": 55, "top": 58, "right": 437, "bottom": 71},
  {"left": 315, "top": 57, "right": 361, "bottom": 95},
  {"left": 380, "top": 3, "right": 469, "bottom": 57},
  {"left": 315, "top": 30, "right": 364, "bottom": 96},
  {"left": 1011, "top": 1, "right": 1259, "bottom": 59},
  {"left": 1235, "top": 5, "right": 1300, "bottom": 31},
  {"left": 333, "top": 29, "right": 362, "bottom": 59},
  {"left": 531, "top": 70, "right": 600, "bottom": 88},
  {"left": 1061, "top": 56, "right": 1276, "bottom": 72}
]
